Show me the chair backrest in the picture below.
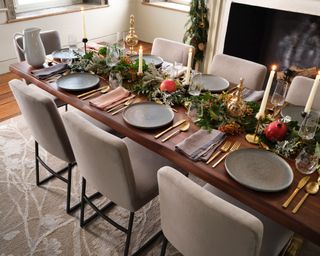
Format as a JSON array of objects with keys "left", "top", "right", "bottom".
[
  {"left": 158, "top": 166, "right": 263, "bottom": 256},
  {"left": 9, "top": 79, "right": 74, "bottom": 163},
  {"left": 151, "top": 37, "right": 194, "bottom": 66},
  {"left": 286, "top": 76, "right": 320, "bottom": 110},
  {"left": 62, "top": 111, "right": 138, "bottom": 211},
  {"left": 208, "top": 54, "right": 267, "bottom": 90},
  {"left": 14, "top": 30, "right": 62, "bottom": 62}
]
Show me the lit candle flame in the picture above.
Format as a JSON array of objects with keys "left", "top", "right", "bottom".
[
  {"left": 139, "top": 45, "right": 142, "bottom": 50},
  {"left": 271, "top": 65, "right": 277, "bottom": 71},
  {"left": 318, "top": 70, "right": 320, "bottom": 75}
]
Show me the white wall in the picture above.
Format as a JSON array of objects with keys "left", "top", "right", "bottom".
[
  {"left": 134, "top": 1, "right": 188, "bottom": 43},
  {"left": 0, "top": 0, "right": 134, "bottom": 74}
]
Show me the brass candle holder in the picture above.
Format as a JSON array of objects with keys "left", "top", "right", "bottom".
[
  {"left": 245, "top": 116, "right": 262, "bottom": 144},
  {"left": 125, "top": 15, "right": 138, "bottom": 55}
]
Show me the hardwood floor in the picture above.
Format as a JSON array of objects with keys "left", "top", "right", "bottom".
[
  {"left": 0, "top": 72, "right": 21, "bottom": 122},
  {"left": 0, "top": 41, "right": 152, "bottom": 122}
]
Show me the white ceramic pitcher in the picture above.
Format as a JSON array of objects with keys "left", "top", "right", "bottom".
[{"left": 14, "top": 28, "right": 46, "bottom": 68}]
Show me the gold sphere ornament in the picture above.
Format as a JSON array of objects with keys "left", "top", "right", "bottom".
[{"left": 125, "top": 14, "right": 139, "bottom": 55}]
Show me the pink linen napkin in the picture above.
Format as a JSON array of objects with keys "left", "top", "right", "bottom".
[
  {"left": 89, "top": 86, "right": 130, "bottom": 110},
  {"left": 175, "top": 129, "right": 226, "bottom": 161}
]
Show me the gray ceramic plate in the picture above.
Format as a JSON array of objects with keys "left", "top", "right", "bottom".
[
  {"left": 130, "top": 54, "right": 163, "bottom": 68},
  {"left": 192, "top": 74, "right": 230, "bottom": 92},
  {"left": 281, "top": 104, "right": 306, "bottom": 124},
  {"left": 52, "top": 48, "right": 83, "bottom": 59},
  {"left": 225, "top": 148, "right": 293, "bottom": 192},
  {"left": 57, "top": 73, "right": 100, "bottom": 91},
  {"left": 123, "top": 102, "right": 174, "bottom": 129}
]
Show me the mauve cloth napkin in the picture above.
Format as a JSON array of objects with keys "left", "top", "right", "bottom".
[
  {"left": 31, "top": 63, "right": 68, "bottom": 79},
  {"left": 175, "top": 129, "right": 226, "bottom": 161},
  {"left": 242, "top": 88, "right": 264, "bottom": 102},
  {"left": 89, "top": 86, "right": 130, "bottom": 110}
]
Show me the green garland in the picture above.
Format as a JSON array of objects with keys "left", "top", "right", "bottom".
[{"left": 183, "top": 0, "right": 209, "bottom": 67}]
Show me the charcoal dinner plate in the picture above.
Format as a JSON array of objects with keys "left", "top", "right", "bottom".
[
  {"left": 57, "top": 73, "right": 99, "bottom": 91},
  {"left": 281, "top": 104, "right": 305, "bottom": 124},
  {"left": 122, "top": 102, "right": 174, "bottom": 129},
  {"left": 225, "top": 148, "right": 293, "bottom": 192},
  {"left": 192, "top": 74, "right": 230, "bottom": 92},
  {"left": 130, "top": 54, "right": 163, "bottom": 68}
]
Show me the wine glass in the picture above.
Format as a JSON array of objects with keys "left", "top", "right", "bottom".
[
  {"left": 188, "top": 72, "right": 204, "bottom": 96},
  {"left": 295, "top": 147, "right": 319, "bottom": 175},
  {"left": 298, "top": 111, "right": 319, "bottom": 140},
  {"left": 187, "top": 101, "right": 203, "bottom": 123},
  {"left": 68, "top": 34, "right": 78, "bottom": 52},
  {"left": 271, "top": 79, "right": 288, "bottom": 117}
]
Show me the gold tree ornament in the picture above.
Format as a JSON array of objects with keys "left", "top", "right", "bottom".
[
  {"left": 125, "top": 14, "right": 139, "bottom": 55},
  {"left": 226, "top": 78, "right": 247, "bottom": 117}
]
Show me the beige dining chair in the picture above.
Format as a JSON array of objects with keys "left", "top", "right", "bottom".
[
  {"left": 286, "top": 76, "right": 320, "bottom": 110},
  {"left": 151, "top": 37, "right": 194, "bottom": 66},
  {"left": 14, "top": 30, "right": 62, "bottom": 62},
  {"left": 208, "top": 54, "right": 267, "bottom": 90},
  {"left": 158, "top": 166, "right": 293, "bottom": 256},
  {"left": 9, "top": 79, "right": 112, "bottom": 213},
  {"left": 62, "top": 111, "right": 179, "bottom": 256}
]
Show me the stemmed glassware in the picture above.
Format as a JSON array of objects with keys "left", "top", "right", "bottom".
[{"left": 270, "top": 79, "right": 288, "bottom": 117}]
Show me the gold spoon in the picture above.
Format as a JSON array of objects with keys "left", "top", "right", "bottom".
[
  {"left": 161, "top": 122, "right": 190, "bottom": 142},
  {"left": 81, "top": 86, "right": 110, "bottom": 100},
  {"left": 292, "top": 181, "right": 319, "bottom": 214}
]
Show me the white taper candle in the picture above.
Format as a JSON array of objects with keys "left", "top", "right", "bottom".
[
  {"left": 138, "top": 46, "right": 143, "bottom": 74},
  {"left": 81, "top": 7, "right": 87, "bottom": 39},
  {"left": 256, "top": 65, "right": 277, "bottom": 119},
  {"left": 185, "top": 48, "right": 193, "bottom": 84},
  {"left": 304, "top": 71, "right": 320, "bottom": 114}
]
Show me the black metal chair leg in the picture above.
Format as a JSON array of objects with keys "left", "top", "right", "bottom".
[
  {"left": 65, "top": 104, "right": 68, "bottom": 112},
  {"left": 35, "top": 141, "right": 40, "bottom": 185},
  {"left": 80, "top": 177, "right": 86, "bottom": 227},
  {"left": 124, "top": 212, "right": 135, "bottom": 256},
  {"left": 66, "top": 163, "right": 73, "bottom": 213},
  {"left": 160, "top": 236, "right": 168, "bottom": 256}
]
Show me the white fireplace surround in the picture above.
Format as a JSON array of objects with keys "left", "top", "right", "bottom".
[{"left": 216, "top": 0, "right": 320, "bottom": 54}]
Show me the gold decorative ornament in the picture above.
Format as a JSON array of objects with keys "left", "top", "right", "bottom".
[
  {"left": 198, "top": 43, "right": 205, "bottom": 51},
  {"left": 226, "top": 78, "right": 247, "bottom": 117},
  {"left": 125, "top": 14, "right": 139, "bottom": 55}
]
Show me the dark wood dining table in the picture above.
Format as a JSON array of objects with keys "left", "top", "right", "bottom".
[{"left": 9, "top": 61, "right": 320, "bottom": 246}]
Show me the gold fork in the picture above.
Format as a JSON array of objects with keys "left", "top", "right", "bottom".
[
  {"left": 212, "top": 141, "right": 241, "bottom": 168},
  {"left": 206, "top": 141, "right": 232, "bottom": 164}
]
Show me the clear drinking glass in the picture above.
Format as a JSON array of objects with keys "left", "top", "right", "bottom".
[
  {"left": 295, "top": 148, "right": 319, "bottom": 175},
  {"left": 298, "top": 111, "right": 319, "bottom": 140},
  {"left": 271, "top": 79, "right": 288, "bottom": 114},
  {"left": 60, "top": 49, "right": 73, "bottom": 66},
  {"left": 109, "top": 71, "right": 123, "bottom": 89},
  {"left": 188, "top": 73, "right": 204, "bottom": 96},
  {"left": 187, "top": 101, "right": 203, "bottom": 122},
  {"left": 68, "top": 34, "right": 78, "bottom": 52}
]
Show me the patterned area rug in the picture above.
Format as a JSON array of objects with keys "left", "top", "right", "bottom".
[
  {"left": 0, "top": 115, "right": 180, "bottom": 256},
  {"left": 0, "top": 115, "right": 319, "bottom": 256}
]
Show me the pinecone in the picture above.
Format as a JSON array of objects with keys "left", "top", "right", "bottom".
[{"left": 218, "top": 122, "right": 242, "bottom": 135}]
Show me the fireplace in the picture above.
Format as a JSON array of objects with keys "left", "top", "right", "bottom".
[{"left": 214, "top": 0, "right": 320, "bottom": 74}]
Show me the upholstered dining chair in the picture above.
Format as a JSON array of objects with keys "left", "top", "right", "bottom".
[
  {"left": 286, "top": 76, "right": 320, "bottom": 110},
  {"left": 151, "top": 37, "right": 194, "bottom": 66},
  {"left": 62, "top": 111, "right": 178, "bottom": 256},
  {"left": 14, "top": 30, "right": 62, "bottom": 62},
  {"left": 158, "top": 166, "right": 293, "bottom": 256},
  {"left": 9, "top": 79, "right": 112, "bottom": 213},
  {"left": 208, "top": 54, "right": 267, "bottom": 90}
]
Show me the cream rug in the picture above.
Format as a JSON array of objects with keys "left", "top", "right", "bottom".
[{"left": 0, "top": 115, "right": 319, "bottom": 256}]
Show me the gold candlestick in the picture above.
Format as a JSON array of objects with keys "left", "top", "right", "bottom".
[
  {"left": 125, "top": 14, "right": 138, "bottom": 55},
  {"left": 245, "top": 117, "right": 262, "bottom": 144}
]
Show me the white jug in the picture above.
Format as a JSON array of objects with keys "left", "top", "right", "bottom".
[{"left": 14, "top": 27, "right": 46, "bottom": 68}]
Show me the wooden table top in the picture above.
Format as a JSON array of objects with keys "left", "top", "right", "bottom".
[{"left": 9, "top": 61, "right": 320, "bottom": 245}]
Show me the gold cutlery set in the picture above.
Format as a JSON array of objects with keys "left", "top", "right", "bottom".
[
  {"left": 77, "top": 86, "right": 110, "bottom": 99},
  {"left": 282, "top": 175, "right": 319, "bottom": 213},
  {"left": 154, "top": 119, "right": 190, "bottom": 142}
]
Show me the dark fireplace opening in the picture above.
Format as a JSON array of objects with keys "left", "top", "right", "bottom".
[{"left": 223, "top": 3, "right": 320, "bottom": 71}]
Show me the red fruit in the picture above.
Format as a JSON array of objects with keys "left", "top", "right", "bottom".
[
  {"left": 264, "top": 120, "right": 288, "bottom": 142},
  {"left": 160, "top": 79, "right": 177, "bottom": 93}
]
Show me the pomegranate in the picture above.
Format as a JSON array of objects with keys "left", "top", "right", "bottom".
[
  {"left": 264, "top": 120, "right": 288, "bottom": 142},
  {"left": 160, "top": 79, "right": 177, "bottom": 93}
]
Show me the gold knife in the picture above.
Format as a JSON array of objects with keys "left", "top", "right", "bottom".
[
  {"left": 77, "top": 86, "right": 109, "bottom": 98},
  {"left": 154, "top": 119, "right": 186, "bottom": 139},
  {"left": 282, "top": 176, "right": 310, "bottom": 208}
]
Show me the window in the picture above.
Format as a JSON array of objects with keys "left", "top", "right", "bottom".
[
  {"left": 14, "top": 0, "right": 81, "bottom": 13},
  {"left": 168, "top": 0, "right": 191, "bottom": 5}
]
